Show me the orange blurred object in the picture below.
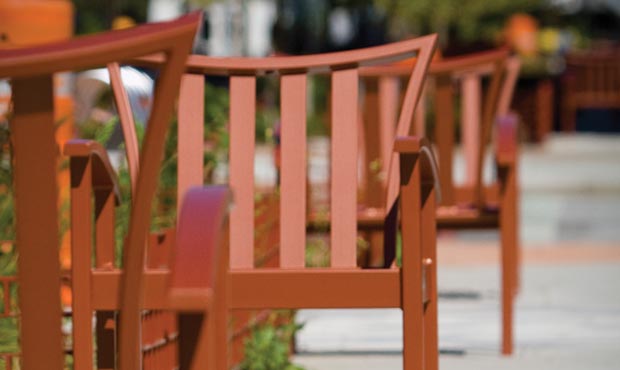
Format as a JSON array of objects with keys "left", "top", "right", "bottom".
[
  {"left": 61, "top": 283, "right": 72, "bottom": 307},
  {"left": 0, "top": 0, "right": 75, "bottom": 280},
  {"left": 505, "top": 13, "right": 539, "bottom": 56},
  {"left": 0, "top": 0, "right": 73, "bottom": 47},
  {"left": 112, "top": 15, "right": 137, "bottom": 30}
]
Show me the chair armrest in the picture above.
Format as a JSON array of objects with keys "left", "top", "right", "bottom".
[
  {"left": 169, "top": 185, "right": 232, "bottom": 311},
  {"left": 494, "top": 113, "right": 518, "bottom": 168},
  {"left": 382, "top": 136, "right": 441, "bottom": 267},
  {"left": 64, "top": 139, "right": 121, "bottom": 205},
  {"left": 394, "top": 136, "right": 441, "bottom": 203}
]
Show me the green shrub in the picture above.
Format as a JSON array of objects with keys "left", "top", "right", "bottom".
[{"left": 240, "top": 312, "right": 304, "bottom": 370}]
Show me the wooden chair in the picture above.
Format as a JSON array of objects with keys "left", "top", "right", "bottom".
[
  {"left": 562, "top": 49, "right": 620, "bottom": 131},
  {"left": 0, "top": 13, "right": 231, "bottom": 370},
  {"left": 357, "top": 49, "right": 521, "bottom": 355},
  {"left": 134, "top": 34, "right": 441, "bottom": 369}
]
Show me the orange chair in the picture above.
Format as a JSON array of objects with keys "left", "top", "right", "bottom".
[
  {"left": 0, "top": 13, "right": 230, "bottom": 370},
  {"left": 134, "top": 34, "right": 441, "bottom": 369},
  {"left": 86, "top": 33, "right": 437, "bottom": 369},
  {"left": 357, "top": 49, "right": 521, "bottom": 355}
]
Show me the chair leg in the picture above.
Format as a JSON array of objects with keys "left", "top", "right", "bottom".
[
  {"left": 402, "top": 251, "right": 425, "bottom": 370},
  {"left": 500, "top": 228, "right": 514, "bottom": 355},
  {"left": 216, "top": 309, "right": 230, "bottom": 370},
  {"left": 513, "top": 183, "right": 521, "bottom": 296},
  {"left": 422, "top": 185, "right": 438, "bottom": 370},
  {"left": 500, "top": 165, "right": 517, "bottom": 355},
  {"left": 215, "top": 217, "right": 231, "bottom": 370},
  {"left": 400, "top": 154, "right": 425, "bottom": 370}
]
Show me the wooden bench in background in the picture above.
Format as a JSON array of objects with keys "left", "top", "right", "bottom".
[
  {"left": 562, "top": 49, "right": 620, "bottom": 131},
  {"left": 357, "top": 49, "right": 521, "bottom": 355}
]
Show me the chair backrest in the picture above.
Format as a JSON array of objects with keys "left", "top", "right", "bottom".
[
  {"left": 360, "top": 49, "right": 520, "bottom": 208},
  {"left": 134, "top": 34, "right": 437, "bottom": 270},
  {"left": 0, "top": 13, "right": 199, "bottom": 370},
  {"left": 564, "top": 49, "right": 620, "bottom": 104}
]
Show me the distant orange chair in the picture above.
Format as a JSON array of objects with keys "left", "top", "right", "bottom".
[
  {"left": 0, "top": 13, "right": 231, "bottom": 370},
  {"left": 357, "top": 49, "right": 521, "bottom": 355},
  {"left": 562, "top": 49, "right": 620, "bottom": 131},
  {"left": 135, "top": 34, "right": 441, "bottom": 369}
]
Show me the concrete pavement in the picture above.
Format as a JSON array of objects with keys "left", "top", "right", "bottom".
[{"left": 291, "top": 133, "right": 620, "bottom": 370}]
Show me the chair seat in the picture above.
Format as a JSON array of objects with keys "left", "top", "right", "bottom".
[
  {"left": 436, "top": 204, "right": 499, "bottom": 229},
  {"left": 307, "top": 207, "right": 388, "bottom": 232},
  {"left": 309, "top": 204, "right": 499, "bottom": 231}
]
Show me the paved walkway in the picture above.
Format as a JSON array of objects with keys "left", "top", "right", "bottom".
[
  {"left": 294, "top": 262, "right": 620, "bottom": 370},
  {"left": 291, "top": 133, "right": 620, "bottom": 370}
]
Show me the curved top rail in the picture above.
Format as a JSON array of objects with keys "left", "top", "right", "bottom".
[
  {"left": 64, "top": 139, "right": 122, "bottom": 205},
  {"left": 0, "top": 12, "right": 200, "bottom": 79},
  {"left": 134, "top": 34, "right": 438, "bottom": 76},
  {"left": 360, "top": 48, "right": 509, "bottom": 77}
]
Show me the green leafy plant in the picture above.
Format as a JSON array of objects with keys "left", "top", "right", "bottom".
[
  {"left": 0, "top": 117, "right": 18, "bottom": 369},
  {"left": 240, "top": 312, "right": 304, "bottom": 370}
]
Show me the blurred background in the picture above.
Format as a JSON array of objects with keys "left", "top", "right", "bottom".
[
  {"left": 1, "top": 0, "right": 619, "bottom": 369},
  {"left": 62, "top": 0, "right": 620, "bottom": 137}
]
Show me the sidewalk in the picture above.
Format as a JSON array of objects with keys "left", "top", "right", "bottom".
[
  {"left": 294, "top": 262, "right": 620, "bottom": 370},
  {"left": 292, "top": 133, "right": 620, "bottom": 370}
]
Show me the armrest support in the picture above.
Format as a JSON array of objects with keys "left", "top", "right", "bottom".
[
  {"left": 494, "top": 113, "right": 518, "bottom": 169},
  {"left": 383, "top": 136, "right": 441, "bottom": 268},
  {"left": 394, "top": 136, "right": 441, "bottom": 203},
  {"left": 169, "top": 185, "right": 232, "bottom": 311},
  {"left": 395, "top": 135, "right": 439, "bottom": 342},
  {"left": 64, "top": 139, "right": 121, "bottom": 205}
]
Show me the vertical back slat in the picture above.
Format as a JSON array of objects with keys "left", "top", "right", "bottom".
[
  {"left": 604, "top": 63, "right": 612, "bottom": 96},
  {"left": 378, "top": 76, "right": 399, "bottom": 188},
  {"left": 461, "top": 73, "right": 481, "bottom": 186},
  {"left": 95, "top": 189, "right": 116, "bottom": 267},
  {"left": 586, "top": 62, "right": 594, "bottom": 95},
  {"left": 280, "top": 73, "right": 307, "bottom": 268},
  {"left": 330, "top": 68, "right": 358, "bottom": 268},
  {"left": 599, "top": 62, "right": 605, "bottom": 97},
  {"left": 578, "top": 63, "right": 586, "bottom": 93},
  {"left": 360, "top": 77, "right": 381, "bottom": 208},
  {"left": 497, "top": 57, "right": 521, "bottom": 117},
  {"left": 475, "top": 60, "right": 504, "bottom": 208},
  {"left": 433, "top": 74, "right": 455, "bottom": 205},
  {"left": 70, "top": 156, "right": 94, "bottom": 370},
  {"left": 178, "top": 73, "right": 205, "bottom": 214},
  {"left": 108, "top": 62, "right": 140, "bottom": 194},
  {"left": 229, "top": 75, "right": 256, "bottom": 269},
  {"left": 412, "top": 82, "right": 426, "bottom": 136}
]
